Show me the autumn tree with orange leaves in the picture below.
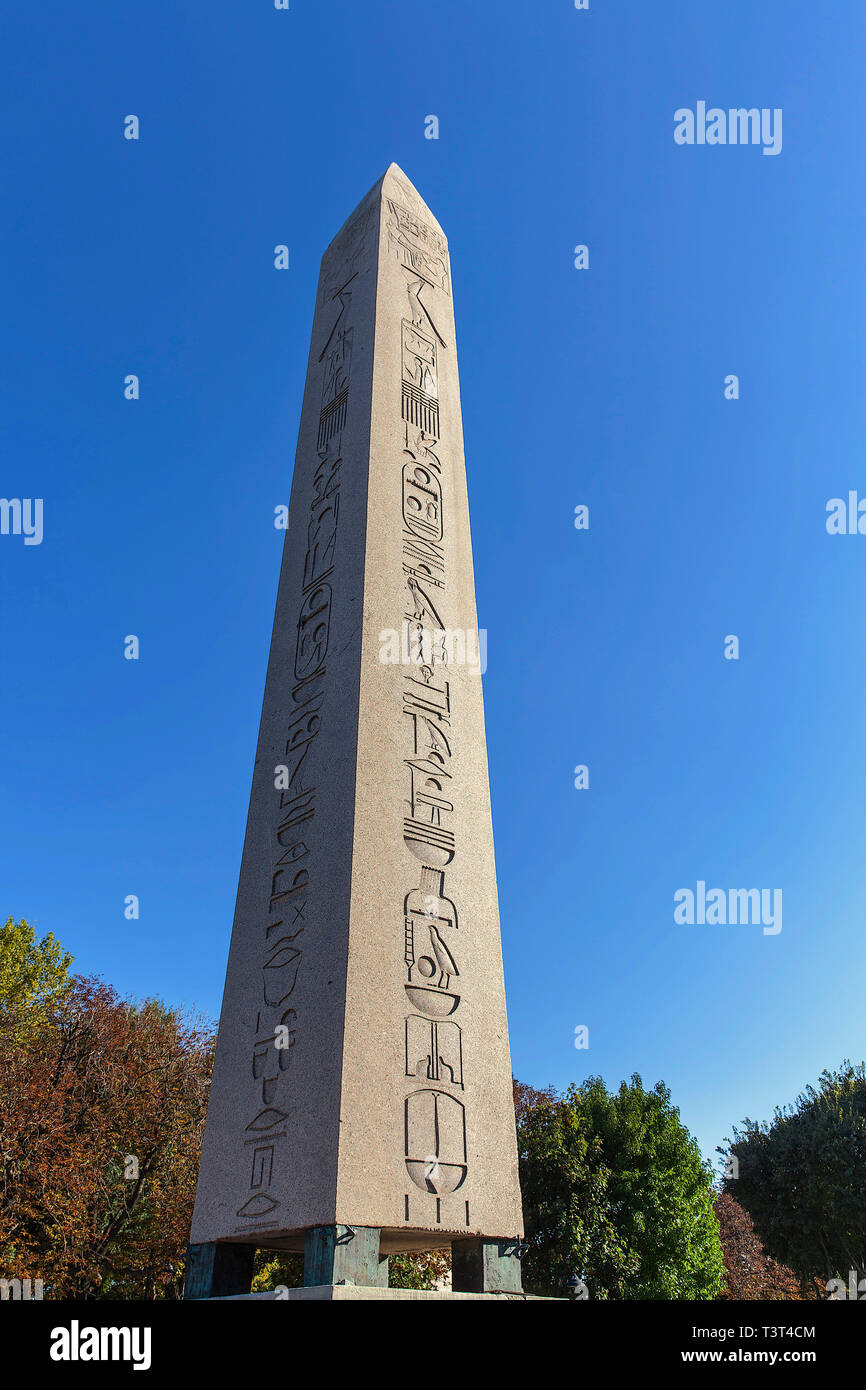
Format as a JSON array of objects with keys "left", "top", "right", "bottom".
[{"left": 0, "top": 920, "right": 213, "bottom": 1299}]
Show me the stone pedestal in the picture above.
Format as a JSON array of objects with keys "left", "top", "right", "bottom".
[
  {"left": 184, "top": 1242, "right": 256, "bottom": 1301},
  {"left": 214, "top": 1288, "right": 542, "bottom": 1301},
  {"left": 452, "top": 1238, "right": 524, "bottom": 1294},
  {"left": 304, "top": 1225, "right": 388, "bottom": 1288},
  {"left": 185, "top": 1229, "right": 525, "bottom": 1299}
]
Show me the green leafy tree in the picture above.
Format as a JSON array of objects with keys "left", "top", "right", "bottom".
[
  {"left": 517, "top": 1075, "right": 724, "bottom": 1300},
  {"left": 388, "top": 1249, "right": 450, "bottom": 1290},
  {"left": 517, "top": 1083, "right": 632, "bottom": 1298},
  {"left": 722, "top": 1060, "right": 866, "bottom": 1288},
  {"left": 0, "top": 917, "right": 72, "bottom": 1037}
]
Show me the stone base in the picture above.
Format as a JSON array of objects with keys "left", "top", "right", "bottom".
[
  {"left": 211, "top": 1286, "right": 551, "bottom": 1301},
  {"left": 185, "top": 1231, "right": 527, "bottom": 1299}
]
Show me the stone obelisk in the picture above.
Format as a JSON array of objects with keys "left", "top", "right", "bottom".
[{"left": 186, "top": 165, "right": 525, "bottom": 1299}]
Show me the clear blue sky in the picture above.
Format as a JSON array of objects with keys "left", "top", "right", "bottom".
[{"left": 2, "top": 1, "right": 864, "bottom": 1168}]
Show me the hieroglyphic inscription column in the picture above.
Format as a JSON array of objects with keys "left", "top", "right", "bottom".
[{"left": 188, "top": 166, "right": 523, "bottom": 1288}]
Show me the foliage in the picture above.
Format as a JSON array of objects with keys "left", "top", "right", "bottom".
[
  {"left": 0, "top": 917, "right": 73, "bottom": 1041},
  {"left": 516, "top": 1074, "right": 724, "bottom": 1300},
  {"left": 388, "top": 1249, "right": 450, "bottom": 1290},
  {"left": 0, "top": 971, "right": 214, "bottom": 1299},
  {"left": 722, "top": 1060, "right": 866, "bottom": 1286},
  {"left": 516, "top": 1080, "right": 631, "bottom": 1298},
  {"left": 714, "top": 1191, "right": 818, "bottom": 1299},
  {"left": 252, "top": 1250, "right": 304, "bottom": 1292},
  {"left": 514, "top": 1077, "right": 559, "bottom": 1128}
]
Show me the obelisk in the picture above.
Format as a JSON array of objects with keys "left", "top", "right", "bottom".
[{"left": 186, "top": 165, "right": 525, "bottom": 1298}]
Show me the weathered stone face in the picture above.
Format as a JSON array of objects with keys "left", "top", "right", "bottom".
[{"left": 190, "top": 165, "right": 524, "bottom": 1254}]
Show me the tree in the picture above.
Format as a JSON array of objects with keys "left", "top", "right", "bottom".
[
  {"left": 513, "top": 1077, "right": 559, "bottom": 1128},
  {"left": 722, "top": 1060, "right": 866, "bottom": 1289},
  {"left": 0, "top": 974, "right": 214, "bottom": 1298},
  {"left": 714, "top": 1191, "right": 813, "bottom": 1299},
  {"left": 0, "top": 917, "right": 72, "bottom": 1039},
  {"left": 517, "top": 1082, "right": 632, "bottom": 1298},
  {"left": 579, "top": 1075, "right": 723, "bottom": 1299},
  {"left": 388, "top": 1249, "right": 450, "bottom": 1290},
  {"left": 516, "top": 1074, "right": 724, "bottom": 1299}
]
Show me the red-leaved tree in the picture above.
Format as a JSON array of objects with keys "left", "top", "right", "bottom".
[{"left": 0, "top": 975, "right": 214, "bottom": 1298}]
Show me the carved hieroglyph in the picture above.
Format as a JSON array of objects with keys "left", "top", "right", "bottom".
[{"left": 190, "top": 165, "right": 523, "bottom": 1253}]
